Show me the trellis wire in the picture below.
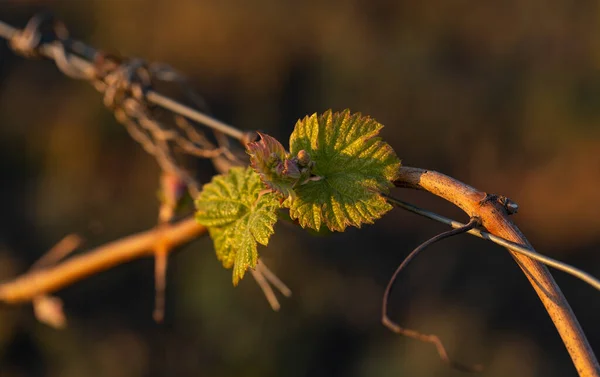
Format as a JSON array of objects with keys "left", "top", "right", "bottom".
[
  {"left": 384, "top": 195, "right": 600, "bottom": 291},
  {"left": 0, "top": 18, "right": 247, "bottom": 142}
]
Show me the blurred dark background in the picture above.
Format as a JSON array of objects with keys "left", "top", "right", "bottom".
[{"left": 0, "top": 1, "right": 599, "bottom": 376}]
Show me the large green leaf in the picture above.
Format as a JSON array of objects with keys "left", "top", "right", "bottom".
[
  {"left": 195, "top": 167, "right": 280, "bottom": 285},
  {"left": 287, "top": 109, "right": 400, "bottom": 231}
]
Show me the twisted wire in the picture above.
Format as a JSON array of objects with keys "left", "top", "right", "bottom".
[{"left": 1, "top": 14, "right": 248, "bottom": 195}]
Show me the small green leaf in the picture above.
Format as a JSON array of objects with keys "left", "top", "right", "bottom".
[
  {"left": 195, "top": 167, "right": 280, "bottom": 285},
  {"left": 288, "top": 109, "right": 400, "bottom": 231}
]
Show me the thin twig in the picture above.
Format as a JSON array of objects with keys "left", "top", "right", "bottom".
[
  {"left": 31, "top": 234, "right": 84, "bottom": 270},
  {"left": 153, "top": 240, "right": 168, "bottom": 322},
  {"left": 382, "top": 218, "right": 482, "bottom": 372},
  {"left": 249, "top": 260, "right": 293, "bottom": 311},
  {"left": 32, "top": 295, "right": 66, "bottom": 329},
  {"left": 256, "top": 260, "right": 292, "bottom": 298},
  {"left": 152, "top": 172, "right": 187, "bottom": 322},
  {"left": 30, "top": 233, "right": 83, "bottom": 329},
  {"left": 0, "top": 217, "right": 205, "bottom": 304},
  {"left": 250, "top": 268, "right": 281, "bottom": 311}
]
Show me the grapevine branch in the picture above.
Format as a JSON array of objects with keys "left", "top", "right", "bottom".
[
  {"left": 0, "top": 14, "right": 598, "bottom": 376},
  {"left": 395, "top": 168, "right": 600, "bottom": 376},
  {"left": 0, "top": 218, "right": 204, "bottom": 304}
]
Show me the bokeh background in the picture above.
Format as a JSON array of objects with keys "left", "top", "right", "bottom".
[{"left": 1, "top": 1, "right": 599, "bottom": 376}]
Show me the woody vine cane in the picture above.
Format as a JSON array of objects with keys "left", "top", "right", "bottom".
[{"left": 0, "top": 13, "right": 599, "bottom": 376}]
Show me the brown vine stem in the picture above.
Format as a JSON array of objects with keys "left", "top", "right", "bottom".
[
  {"left": 395, "top": 166, "right": 599, "bottom": 377},
  {"left": 0, "top": 217, "right": 205, "bottom": 304}
]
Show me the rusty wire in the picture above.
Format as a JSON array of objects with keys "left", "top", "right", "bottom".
[
  {"left": 1, "top": 14, "right": 600, "bottom": 293},
  {"left": 0, "top": 13, "right": 251, "bottom": 195},
  {"left": 1, "top": 15, "right": 250, "bottom": 142}
]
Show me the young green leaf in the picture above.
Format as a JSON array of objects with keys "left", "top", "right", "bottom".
[
  {"left": 195, "top": 167, "right": 280, "bottom": 285},
  {"left": 287, "top": 109, "right": 400, "bottom": 231},
  {"left": 246, "top": 132, "right": 297, "bottom": 199}
]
